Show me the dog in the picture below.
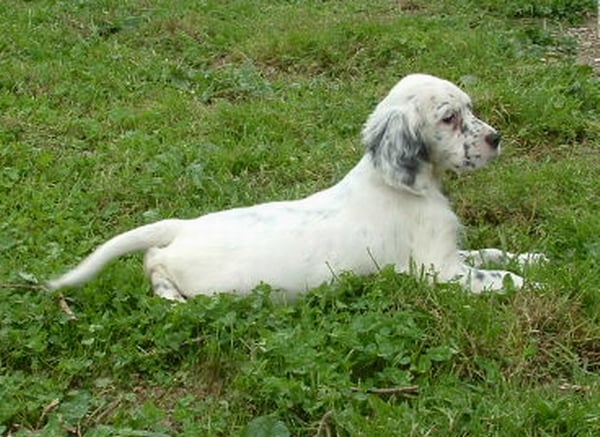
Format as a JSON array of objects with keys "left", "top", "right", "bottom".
[{"left": 48, "top": 74, "right": 545, "bottom": 301}]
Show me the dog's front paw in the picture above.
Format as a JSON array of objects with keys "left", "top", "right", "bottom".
[
  {"left": 516, "top": 252, "right": 549, "bottom": 267},
  {"left": 503, "top": 272, "right": 524, "bottom": 289},
  {"left": 465, "top": 269, "right": 524, "bottom": 293},
  {"left": 526, "top": 280, "right": 544, "bottom": 291}
]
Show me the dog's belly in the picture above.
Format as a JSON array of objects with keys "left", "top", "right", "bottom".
[{"left": 147, "top": 227, "right": 365, "bottom": 298}]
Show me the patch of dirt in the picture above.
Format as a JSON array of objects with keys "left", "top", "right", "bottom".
[
  {"left": 396, "top": 0, "right": 424, "bottom": 12},
  {"left": 566, "top": 15, "right": 600, "bottom": 75}
]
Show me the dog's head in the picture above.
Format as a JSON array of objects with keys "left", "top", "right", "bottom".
[{"left": 362, "top": 74, "right": 501, "bottom": 194}]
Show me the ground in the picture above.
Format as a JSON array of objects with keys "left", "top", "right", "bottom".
[
  {"left": 0, "top": 1, "right": 599, "bottom": 436},
  {"left": 568, "top": 16, "right": 600, "bottom": 74}
]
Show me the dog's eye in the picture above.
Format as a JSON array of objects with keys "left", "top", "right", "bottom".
[{"left": 442, "top": 113, "right": 457, "bottom": 124}]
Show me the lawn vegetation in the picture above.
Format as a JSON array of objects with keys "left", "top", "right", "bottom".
[{"left": 1, "top": 0, "right": 599, "bottom": 435}]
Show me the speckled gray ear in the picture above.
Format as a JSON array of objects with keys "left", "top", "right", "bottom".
[{"left": 362, "top": 107, "right": 429, "bottom": 193}]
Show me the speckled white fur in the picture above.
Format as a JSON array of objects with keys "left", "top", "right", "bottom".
[{"left": 48, "top": 74, "right": 545, "bottom": 301}]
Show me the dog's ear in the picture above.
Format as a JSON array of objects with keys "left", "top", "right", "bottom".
[{"left": 362, "top": 107, "right": 430, "bottom": 194}]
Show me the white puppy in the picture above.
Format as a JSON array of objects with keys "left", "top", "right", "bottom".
[{"left": 48, "top": 74, "right": 544, "bottom": 301}]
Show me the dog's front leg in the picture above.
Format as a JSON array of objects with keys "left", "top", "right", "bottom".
[{"left": 453, "top": 264, "right": 525, "bottom": 293}]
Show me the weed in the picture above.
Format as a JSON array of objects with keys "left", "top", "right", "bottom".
[{"left": 1, "top": 0, "right": 599, "bottom": 435}]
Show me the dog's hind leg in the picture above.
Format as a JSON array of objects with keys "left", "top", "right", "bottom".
[
  {"left": 149, "top": 267, "right": 186, "bottom": 302},
  {"left": 144, "top": 247, "right": 186, "bottom": 302}
]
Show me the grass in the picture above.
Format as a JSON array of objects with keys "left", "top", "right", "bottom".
[{"left": 1, "top": 0, "right": 599, "bottom": 435}]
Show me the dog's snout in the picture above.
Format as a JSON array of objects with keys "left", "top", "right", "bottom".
[{"left": 485, "top": 131, "right": 501, "bottom": 149}]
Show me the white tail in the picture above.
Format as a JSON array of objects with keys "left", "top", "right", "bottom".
[{"left": 47, "top": 219, "right": 182, "bottom": 290}]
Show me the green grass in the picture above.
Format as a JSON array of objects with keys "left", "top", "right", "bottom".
[{"left": 1, "top": 0, "right": 599, "bottom": 435}]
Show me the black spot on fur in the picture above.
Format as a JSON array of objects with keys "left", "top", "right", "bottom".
[
  {"left": 436, "top": 101, "right": 450, "bottom": 111},
  {"left": 366, "top": 109, "right": 429, "bottom": 190},
  {"left": 397, "top": 158, "right": 419, "bottom": 186},
  {"left": 377, "top": 126, "right": 423, "bottom": 186}
]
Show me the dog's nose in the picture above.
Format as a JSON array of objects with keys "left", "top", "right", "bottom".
[{"left": 485, "top": 131, "right": 501, "bottom": 149}]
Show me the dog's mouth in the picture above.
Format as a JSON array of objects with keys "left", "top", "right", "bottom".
[
  {"left": 494, "top": 142, "right": 502, "bottom": 156},
  {"left": 475, "top": 147, "right": 500, "bottom": 168},
  {"left": 455, "top": 146, "right": 500, "bottom": 173}
]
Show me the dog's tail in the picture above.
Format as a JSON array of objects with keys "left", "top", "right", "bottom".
[{"left": 47, "top": 219, "right": 182, "bottom": 290}]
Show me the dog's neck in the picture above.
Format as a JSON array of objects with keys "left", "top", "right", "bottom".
[{"left": 346, "top": 154, "right": 444, "bottom": 197}]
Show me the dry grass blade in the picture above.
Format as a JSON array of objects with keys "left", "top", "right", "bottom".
[
  {"left": 37, "top": 398, "right": 60, "bottom": 429},
  {"left": 58, "top": 293, "right": 77, "bottom": 320},
  {"left": 0, "top": 282, "right": 45, "bottom": 290},
  {"left": 350, "top": 385, "right": 419, "bottom": 396},
  {"left": 313, "top": 410, "right": 334, "bottom": 437}
]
